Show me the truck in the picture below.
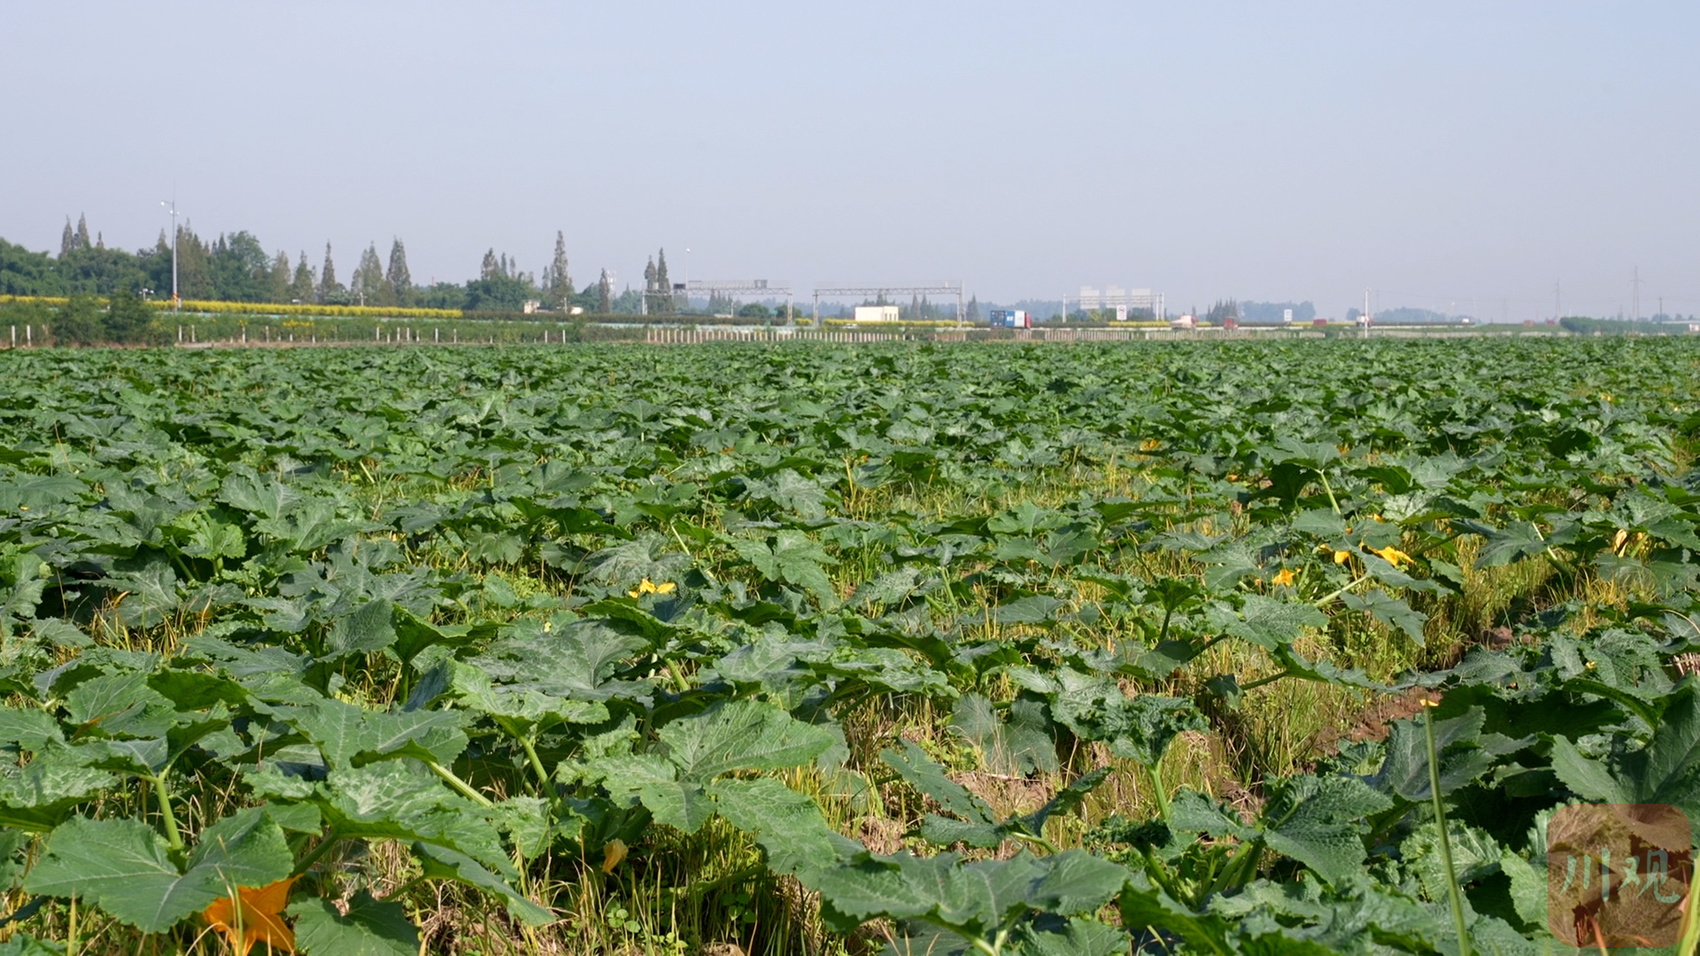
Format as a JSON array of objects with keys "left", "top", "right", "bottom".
[{"left": 989, "top": 309, "right": 1033, "bottom": 329}]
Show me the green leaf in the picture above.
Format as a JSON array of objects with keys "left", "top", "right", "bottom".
[
  {"left": 63, "top": 671, "right": 175, "bottom": 740},
  {"left": 594, "top": 753, "right": 711, "bottom": 831},
  {"left": 996, "top": 595, "right": 1063, "bottom": 625},
  {"left": 1341, "top": 589, "right": 1428, "bottom": 645},
  {"left": 1548, "top": 735, "right": 1630, "bottom": 804},
  {"left": 1229, "top": 595, "right": 1327, "bottom": 650},
  {"left": 25, "top": 810, "right": 291, "bottom": 933},
  {"left": 289, "top": 891, "right": 420, "bottom": 956},
  {"left": 413, "top": 842, "right": 552, "bottom": 926},
  {"left": 951, "top": 694, "right": 1058, "bottom": 775},
  {"left": 0, "top": 748, "right": 116, "bottom": 831},
  {"left": 1636, "top": 682, "right": 1700, "bottom": 813},
  {"left": 710, "top": 777, "right": 846, "bottom": 878},
  {"left": 325, "top": 600, "right": 397, "bottom": 657},
  {"left": 1259, "top": 775, "right": 1392, "bottom": 887},
  {"left": 0, "top": 934, "right": 63, "bottom": 955},
  {"left": 659, "top": 698, "right": 835, "bottom": 781},
  {"left": 882, "top": 740, "right": 994, "bottom": 827},
  {"left": 318, "top": 763, "right": 509, "bottom": 872},
  {"left": 285, "top": 699, "right": 467, "bottom": 770},
  {"left": 1400, "top": 820, "right": 1502, "bottom": 903}
]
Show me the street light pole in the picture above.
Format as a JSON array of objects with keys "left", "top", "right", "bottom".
[{"left": 160, "top": 199, "right": 181, "bottom": 310}]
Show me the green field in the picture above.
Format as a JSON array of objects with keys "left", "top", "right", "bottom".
[{"left": 1, "top": 339, "right": 1698, "bottom": 954}]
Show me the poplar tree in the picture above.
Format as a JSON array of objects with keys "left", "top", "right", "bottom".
[
  {"left": 60, "top": 218, "right": 75, "bottom": 258},
  {"left": 269, "top": 250, "right": 292, "bottom": 302},
  {"left": 544, "top": 231, "right": 572, "bottom": 309},
  {"left": 655, "top": 249, "right": 672, "bottom": 314},
  {"left": 318, "top": 243, "right": 343, "bottom": 303},
  {"left": 386, "top": 239, "right": 412, "bottom": 306},
  {"left": 481, "top": 249, "right": 499, "bottom": 280},
  {"left": 290, "top": 251, "right": 315, "bottom": 302},
  {"left": 598, "top": 268, "right": 612, "bottom": 313},
  {"left": 75, "top": 214, "right": 91, "bottom": 252},
  {"left": 351, "top": 243, "right": 388, "bottom": 306}
]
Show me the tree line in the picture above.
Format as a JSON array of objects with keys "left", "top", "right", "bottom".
[{"left": 0, "top": 216, "right": 642, "bottom": 314}]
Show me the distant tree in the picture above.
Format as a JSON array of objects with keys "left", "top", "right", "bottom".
[
  {"left": 210, "top": 231, "right": 270, "bottom": 302},
  {"left": 481, "top": 248, "right": 499, "bottom": 280},
  {"left": 463, "top": 272, "right": 536, "bottom": 311},
  {"left": 318, "top": 242, "right": 344, "bottom": 303},
  {"left": 140, "top": 231, "right": 173, "bottom": 299},
  {"left": 966, "top": 295, "right": 980, "bottom": 321},
  {"left": 105, "top": 287, "right": 156, "bottom": 344},
  {"left": 385, "top": 239, "right": 412, "bottom": 306},
  {"left": 172, "top": 222, "right": 215, "bottom": 300},
  {"left": 60, "top": 218, "right": 76, "bottom": 258},
  {"left": 351, "top": 242, "right": 388, "bottom": 306},
  {"left": 416, "top": 282, "right": 467, "bottom": 310},
  {"left": 75, "top": 214, "right": 91, "bottom": 253},
  {"left": 289, "top": 251, "right": 316, "bottom": 302},
  {"left": 736, "top": 302, "right": 772, "bottom": 319},
  {"left": 655, "top": 249, "right": 673, "bottom": 314},
  {"left": 1204, "top": 299, "right": 1239, "bottom": 324},
  {"left": 53, "top": 295, "right": 103, "bottom": 346},
  {"left": 268, "top": 251, "right": 292, "bottom": 302},
  {"left": 0, "top": 239, "right": 67, "bottom": 296},
  {"left": 597, "top": 268, "right": 612, "bottom": 313},
  {"left": 543, "top": 231, "right": 572, "bottom": 309}
]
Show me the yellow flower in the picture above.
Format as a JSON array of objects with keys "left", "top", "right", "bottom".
[
  {"left": 1419, "top": 698, "right": 1441, "bottom": 709},
  {"left": 602, "top": 838, "right": 629, "bottom": 874},
  {"left": 1333, "top": 549, "right": 1351, "bottom": 565},
  {"left": 542, "top": 619, "right": 552, "bottom": 633},
  {"left": 1371, "top": 545, "right": 1414, "bottom": 568},
  {"left": 1271, "top": 568, "right": 1296, "bottom": 587},
  {"left": 202, "top": 877, "right": 297, "bottom": 955},
  {"left": 627, "top": 579, "right": 676, "bottom": 598}
]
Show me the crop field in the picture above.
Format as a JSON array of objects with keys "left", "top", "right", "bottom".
[{"left": 1, "top": 338, "right": 1698, "bottom": 954}]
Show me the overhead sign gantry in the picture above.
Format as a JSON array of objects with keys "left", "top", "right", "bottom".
[
  {"left": 658, "top": 280, "right": 794, "bottom": 322},
  {"left": 811, "top": 281, "right": 965, "bottom": 325}
]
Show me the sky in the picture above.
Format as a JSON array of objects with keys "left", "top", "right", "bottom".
[{"left": 3, "top": 1, "right": 1696, "bottom": 319}]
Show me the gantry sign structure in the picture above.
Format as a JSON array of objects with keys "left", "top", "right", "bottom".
[
  {"left": 811, "top": 281, "right": 965, "bottom": 325},
  {"left": 672, "top": 280, "right": 794, "bottom": 322}
]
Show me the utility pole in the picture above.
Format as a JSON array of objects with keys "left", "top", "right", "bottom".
[
  {"left": 1632, "top": 266, "right": 1643, "bottom": 322},
  {"left": 1554, "top": 281, "right": 1561, "bottom": 321},
  {"left": 160, "top": 198, "right": 181, "bottom": 310},
  {"left": 1362, "top": 288, "right": 1371, "bottom": 338}
]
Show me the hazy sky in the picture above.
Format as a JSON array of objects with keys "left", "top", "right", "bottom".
[{"left": 4, "top": 2, "right": 1695, "bottom": 319}]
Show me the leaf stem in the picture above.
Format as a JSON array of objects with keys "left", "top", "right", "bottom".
[
  {"left": 519, "top": 735, "right": 553, "bottom": 795},
  {"left": 1312, "top": 572, "right": 1373, "bottom": 609},
  {"left": 426, "top": 760, "right": 495, "bottom": 808},
  {"left": 1238, "top": 670, "right": 1291, "bottom": 693},
  {"left": 291, "top": 828, "right": 343, "bottom": 878},
  {"left": 1148, "top": 761, "right": 1171, "bottom": 823},
  {"left": 145, "top": 773, "right": 185, "bottom": 854},
  {"left": 1316, "top": 469, "right": 1341, "bottom": 515},
  {"left": 1424, "top": 705, "right": 1472, "bottom": 956}
]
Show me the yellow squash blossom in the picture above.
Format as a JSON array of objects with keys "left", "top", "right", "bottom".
[
  {"left": 628, "top": 579, "right": 677, "bottom": 598},
  {"left": 1333, "top": 549, "right": 1351, "bottom": 565},
  {"left": 202, "top": 877, "right": 297, "bottom": 955},
  {"left": 1371, "top": 545, "right": 1414, "bottom": 568},
  {"left": 1271, "top": 568, "right": 1297, "bottom": 587}
]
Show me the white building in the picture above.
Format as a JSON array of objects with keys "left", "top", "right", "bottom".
[{"left": 854, "top": 305, "right": 901, "bottom": 322}]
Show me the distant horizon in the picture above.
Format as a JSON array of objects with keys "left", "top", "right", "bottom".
[
  {"left": 9, "top": 219, "right": 1686, "bottom": 326},
  {"left": 4, "top": 3, "right": 1694, "bottom": 321}
]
